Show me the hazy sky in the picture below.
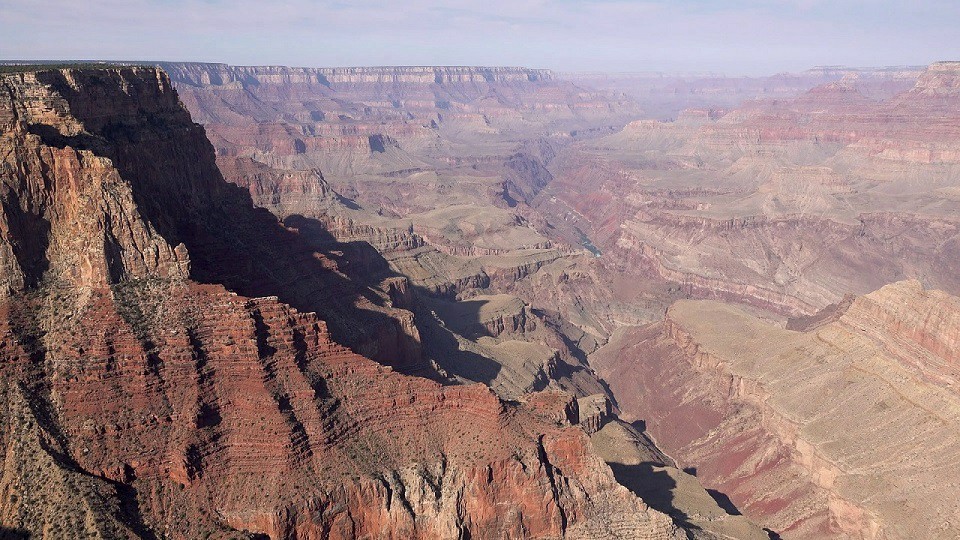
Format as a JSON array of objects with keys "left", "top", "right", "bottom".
[{"left": 2, "top": 0, "right": 959, "bottom": 74}]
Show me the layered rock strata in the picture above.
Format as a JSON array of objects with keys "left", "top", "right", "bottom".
[
  {"left": 0, "top": 67, "right": 686, "bottom": 540},
  {"left": 538, "top": 62, "right": 960, "bottom": 317}
]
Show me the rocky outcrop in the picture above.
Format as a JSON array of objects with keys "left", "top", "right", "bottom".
[
  {"left": 0, "top": 66, "right": 687, "bottom": 540},
  {"left": 838, "top": 279, "right": 960, "bottom": 384},
  {"left": 0, "top": 68, "right": 191, "bottom": 293},
  {"left": 215, "top": 156, "right": 335, "bottom": 212},
  {"left": 576, "top": 394, "right": 612, "bottom": 435},
  {"left": 592, "top": 281, "right": 960, "bottom": 539}
]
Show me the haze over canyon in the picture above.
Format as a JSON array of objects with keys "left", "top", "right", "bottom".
[{"left": 1, "top": 10, "right": 960, "bottom": 539}]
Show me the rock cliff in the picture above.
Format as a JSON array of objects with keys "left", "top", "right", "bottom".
[{"left": 0, "top": 66, "right": 686, "bottom": 539}]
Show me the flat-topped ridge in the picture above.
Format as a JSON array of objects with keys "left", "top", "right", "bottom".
[
  {"left": 159, "top": 61, "right": 554, "bottom": 87},
  {"left": 930, "top": 60, "right": 960, "bottom": 70}
]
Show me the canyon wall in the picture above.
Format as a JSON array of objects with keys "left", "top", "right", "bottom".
[
  {"left": 562, "top": 66, "right": 922, "bottom": 120},
  {"left": 0, "top": 66, "right": 687, "bottom": 539}
]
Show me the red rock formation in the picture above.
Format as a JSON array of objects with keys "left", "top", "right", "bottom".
[{"left": 0, "top": 67, "right": 685, "bottom": 540}]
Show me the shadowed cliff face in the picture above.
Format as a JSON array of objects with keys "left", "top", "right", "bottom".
[
  {"left": 0, "top": 67, "right": 687, "bottom": 540},
  {"left": 5, "top": 67, "right": 430, "bottom": 372},
  {"left": 160, "top": 61, "right": 642, "bottom": 402}
]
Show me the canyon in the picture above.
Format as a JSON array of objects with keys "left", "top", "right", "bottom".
[
  {"left": 540, "top": 62, "right": 960, "bottom": 318},
  {"left": 0, "top": 66, "right": 686, "bottom": 539},
  {"left": 1, "top": 56, "right": 958, "bottom": 540}
]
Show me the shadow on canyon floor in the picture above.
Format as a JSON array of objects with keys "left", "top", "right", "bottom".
[
  {"left": 608, "top": 458, "right": 763, "bottom": 538},
  {"left": 0, "top": 528, "right": 30, "bottom": 540},
  {"left": 282, "top": 214, "right": 506, "bottom": 384},
  {"left": 607, "top": 461, "right": 701, "bottom": 535},
  {"left": 706, "top": 488, "right": 742, "bottom": 516}
]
